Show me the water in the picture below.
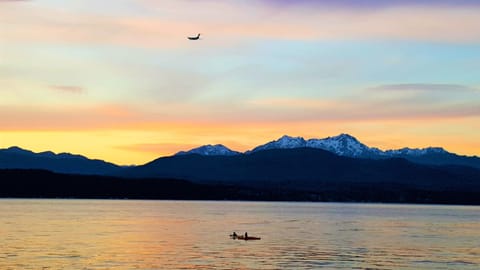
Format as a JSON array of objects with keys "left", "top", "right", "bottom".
[{"left": 0, "top": 200, "right": 479, "bottom": 269}]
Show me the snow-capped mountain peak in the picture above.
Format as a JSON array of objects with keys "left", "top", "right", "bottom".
[
  {"left": 174, "top": 134, "right": 454, "bottom": 160},
  {"left": 274, "top": 135, "right": 307, "bottom": 148},
  {"left": 175, "top": 144, "right": 241, "bottom": 156},
  {"left": 306, "top": 133, "right": 380, "bottom": 157},
  {"left": 249, "top": 135, "right": 307, "bottom": 153},
  {"left": 247, "top": 133, "right": 388, "bottom": 157},
  {"left": 333, "top": 133, "right": 358, "bottom": 141}
]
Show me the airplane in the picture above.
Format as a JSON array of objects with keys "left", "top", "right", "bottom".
[{"left": 188, "top": 33, "right": 201, "bottom": 40}]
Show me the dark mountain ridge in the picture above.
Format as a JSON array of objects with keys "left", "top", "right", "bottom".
[
  {"left": 0, "top": 146, "right": 120, "bottom": 175},
  {"left": 1, "top": 145, "right": 479, "bottom": 204},
  {"left": 123, "top": 148, "right": 480, "bottom": 192},
  {"left": 1, "top": 131, "right": 479, "bottom": 200}
]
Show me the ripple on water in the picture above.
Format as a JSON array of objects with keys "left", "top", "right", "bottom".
[{"left": 0, "top": 200, "right": 479, "bottom": 269}]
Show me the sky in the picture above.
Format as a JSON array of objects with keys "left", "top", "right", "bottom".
[{"left": 1, "top": 0, "right": 479, "bottom": 165}]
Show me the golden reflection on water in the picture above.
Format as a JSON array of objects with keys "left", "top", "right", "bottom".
[{"left": 0, "top": 200, "right": 479, "bottom": 269}]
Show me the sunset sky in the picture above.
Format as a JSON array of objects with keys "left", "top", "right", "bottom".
[{"left": 1, "top": 0, "right": 479, "bottom": 165}]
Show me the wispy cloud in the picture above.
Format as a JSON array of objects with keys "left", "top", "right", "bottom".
[
  {"left": 49, "top": 85, "right": 85, "bottom": 94},
  {"left": 1, "top": 87, "right": 479, "bottom": 131},
  {"left": 0, "top": 103, "right": 142, "bottom": 130},
  {"left": 369, "top": 84, "right": 478, "bottom": 92},
  {"left": 2, "top": 0, "right": 480, "bottom": 162}
]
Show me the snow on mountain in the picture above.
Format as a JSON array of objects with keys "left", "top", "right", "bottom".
[
  {"left": 306, "top": 133, "right": 383, "bottom": 157},
  {"left": 247, "top": 134, "right": 453, "bottom": 159},
  {"left": 175, "top": 144, "right": 241, "bottom": 156},
  {"left": 248, "top": 135, "right": 307, "bottom": 153},
  {"left": 385, "top": 147, "right": 448, "bottom": 156},
  {"left": 249, "top": 134, "right": 382, "bottom": 157}
]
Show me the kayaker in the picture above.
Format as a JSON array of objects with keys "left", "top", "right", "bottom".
[
  {"left": 232, "top": 232, "right": 238, "bottom": 238},
  {"left": 245, "top": 232, "right": 248, "bottom": 238}
]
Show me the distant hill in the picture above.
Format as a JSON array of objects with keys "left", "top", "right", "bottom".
[
  {"left": 0, "top": 146, "right": 121, "bottom": 175},
  {"left": 383, "top": 148, "right": 480, "bottom": 169}
]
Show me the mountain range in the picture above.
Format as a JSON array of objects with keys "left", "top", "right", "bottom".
[
  {"left": 124, "top": 147, "right": 480, "bottom": 189},
  {"left": 0, "top": 146, "right": 120, "bottom": 175},
  {"left": 1, "top": 134, "right": 479, "bottom": 174},
  {"left": 174, "top": 134, "right": 480, "bottom": 169},
  {"left": 1, "top": 133, "right": 480, "bottom": 203},
  {"left": 0, "top": 134, "right": 480, "bottom": 204},
  {"left": 123, "top": 134, "right": 480, "bottom": 191}
]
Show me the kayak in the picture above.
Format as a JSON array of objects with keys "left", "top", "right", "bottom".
[{"left": 231, "top": 235, "right": 261, "bottom": 240}]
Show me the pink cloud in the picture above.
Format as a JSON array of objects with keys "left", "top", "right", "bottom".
[{"left": 1, "top": 2, "right": 480, "bottom": 48}]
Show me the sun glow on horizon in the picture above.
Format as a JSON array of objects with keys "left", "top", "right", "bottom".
[
  {"left": 1, "top": 0, "right": 479, "bottom": 164},
  {"left": 1, "top": 116, "right": 479, "bottom": 165}
]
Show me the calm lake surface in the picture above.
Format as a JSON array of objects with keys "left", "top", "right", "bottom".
[{"left": 0, "top": 200, "right": 479, "bottom": 269}]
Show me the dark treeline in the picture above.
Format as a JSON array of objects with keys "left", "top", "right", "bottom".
[
  {"left": 1, "top": 169, "right": 480, "bottom": 205},
  {"left": 0, "top": 169, "right": 235, "bottom": 200}
]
